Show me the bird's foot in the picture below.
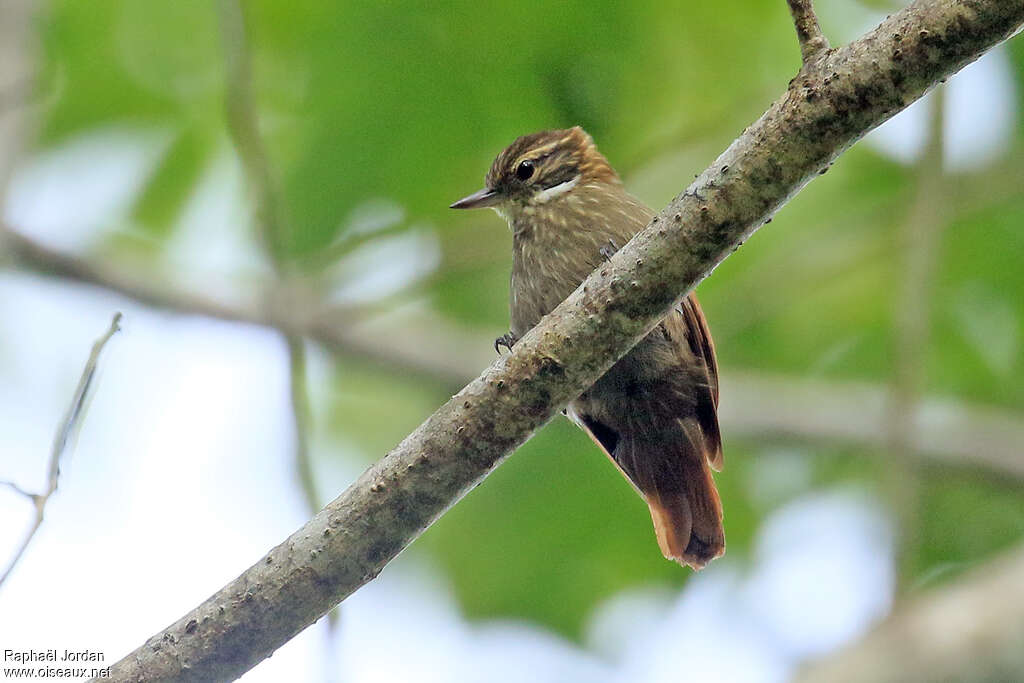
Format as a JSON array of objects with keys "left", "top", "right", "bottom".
[
  {"left": 599, "top": 238, "right": 619, "bottom": 262},
  {"left": 494, "top": 331, "right": 518, "bottom": 354}
]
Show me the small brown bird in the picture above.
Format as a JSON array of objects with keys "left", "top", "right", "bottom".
[{"left": 451, "top": 126, "right": 724, "bottom": 569}]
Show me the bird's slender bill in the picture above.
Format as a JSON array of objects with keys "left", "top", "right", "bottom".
[{"left": 450, "top": 187, "right": 501, "bottom": 209}]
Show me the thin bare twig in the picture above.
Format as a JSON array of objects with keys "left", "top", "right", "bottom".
[
  {"left": 288, "top": 336, "right": 320, "bottom": 515},
  {"left": 217, "top": 0, "right": 283, "bottom": 264},
  {"left": 787, "top": 0, "right": 830, "bottom": 64},
  {"left": 0, "top": 312, "right": 122, "bottom": 589}
]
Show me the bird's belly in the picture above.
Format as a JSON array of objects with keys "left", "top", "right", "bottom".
[
  {"left": 509, "top": 229, "right": 608, "bottom": 337},
  {"left": 509, "top": 257, "right": 583, "bottom": 337},
  {"left": 510, "top": 283, "right": 561, "bottom": 337}
]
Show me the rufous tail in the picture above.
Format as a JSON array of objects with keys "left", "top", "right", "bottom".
[{"left": 646, "top": 456, "right": 724, "bottom": 570}]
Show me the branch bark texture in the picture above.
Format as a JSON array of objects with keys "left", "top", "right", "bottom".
[
  {"left": 99, "top": 1, "right": 1024, "bottom": 680},
  {"left": 787, "top": 0, "right": 831, "bottom": 63}
]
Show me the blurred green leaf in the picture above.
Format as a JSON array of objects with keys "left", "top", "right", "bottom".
[
  {"left": 130, "top": 126, "right": 214, "bottom": 236},
  {"left": 910, "top": 470, "right": 1024, "bottom": 586}
]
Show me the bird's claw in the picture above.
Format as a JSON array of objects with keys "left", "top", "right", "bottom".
[
  {"left": 494, "top": 332, "right": 518, "bottom": 354},
  {"left": 599, "top": 238, "right": 619, "bottom": 262}
]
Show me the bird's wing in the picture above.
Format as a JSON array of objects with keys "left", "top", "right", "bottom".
[
  {"left": 567, "top": 290, "right": 722, "bottom": 476},
  {"left": 664, "top": 293, "right": 723, "bottom": 470},
  {"left": 565, "top": 404, "right": 642, "bottom": 496}
]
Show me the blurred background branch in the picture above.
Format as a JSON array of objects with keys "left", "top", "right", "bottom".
[
  {"left": 217, "top": 0, "right": 323, "bottom": 517},
  {"left": 3, "top": 222, "right": 1022, "bottom": 480},
  {"left": 885, "top": 86, "right": 947, "bottom": 586},
  {"left": 217, "top": 0, "right": 336, "bottom": 642},
  {"left": 797, "top": 542, "right": 1024, "bottom": 683},
  {"left": 0, "top": 0, "right": 34, "bottom": 194}
]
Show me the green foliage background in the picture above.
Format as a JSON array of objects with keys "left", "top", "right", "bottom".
[{"left": 28, "top": 0, "right": 1024, "bottom": 639}]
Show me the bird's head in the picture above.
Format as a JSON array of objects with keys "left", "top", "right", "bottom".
[{"left": 450, "top": 127, "right": 619, "bottom": 215}]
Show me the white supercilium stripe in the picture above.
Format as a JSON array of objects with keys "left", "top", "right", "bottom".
[{"left": 533, "top": 175, "right": 580, "bottom": 203}]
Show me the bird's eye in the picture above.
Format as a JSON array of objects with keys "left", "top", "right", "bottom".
[{"left": 516, "top": 159, "right": 535, "bottom": 181}]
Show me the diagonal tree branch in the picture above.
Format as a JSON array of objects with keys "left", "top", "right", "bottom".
[{"left": 92, "top": 2, "right": 1024, "bottom": 680}]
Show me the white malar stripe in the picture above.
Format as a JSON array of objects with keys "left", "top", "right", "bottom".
[{"left": 533, "top": 175, "right": 580, "bottom": 203}]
